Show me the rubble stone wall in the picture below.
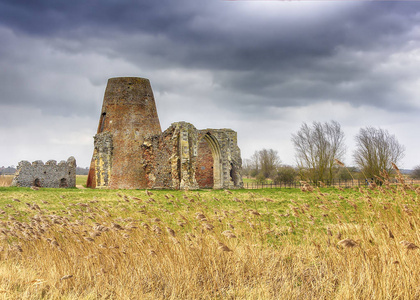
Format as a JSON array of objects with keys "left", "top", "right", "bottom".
[
  {"left": 92, "top": 132, "right": 113, "bottom": 188},
  {"left": 199, "top": 129, "right": 243, "bottom": 189},
  {"left": 11, "top": 157, "right": 76, "bottom": 188},
  {"left": 141, "top": 131, "right": 173, "bottom": 189}
]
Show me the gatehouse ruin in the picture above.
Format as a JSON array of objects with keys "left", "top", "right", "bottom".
[
  {"left": 11, "top": 157, "right": 76, "bottom": 188},
  {"left": 87, "top": 77, "right": 243, "bottom": 190}
]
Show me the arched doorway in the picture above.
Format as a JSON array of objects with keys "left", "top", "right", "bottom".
[
  {"left": 195, "top": 133, "right": 222, "bottom": 189},
  {"left": 33, "top": 178, "right": 41, "bottom": 187},
  {"left": 60, "top": 178, "right": 68, "bottom": 188}
]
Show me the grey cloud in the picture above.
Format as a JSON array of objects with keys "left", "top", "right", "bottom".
[
  {"left": 2, "top": 0, "right": 420, "bottom": 116},
  {"left": 3, "top": 1, "right": 419, "bottom": 75},
  {"left": 1, "top": 0, "right": 420, "bottom": 168},
  {"left": 0, "top": 0, "right": 198, "bottom": 37}
]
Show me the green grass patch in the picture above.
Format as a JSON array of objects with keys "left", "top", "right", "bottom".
[
  {"left": 76, "top": 175, "right": 88, "bottom": 186},
  {"left": 0, "top": 185, "right": 389, "bottom": 246}
]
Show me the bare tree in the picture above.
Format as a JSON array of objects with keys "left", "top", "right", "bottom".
[
  {"left": 353, "top": 127, "right": 405, "bottom": 180},
  {"left": 241, "top": 158, "right": 253, "bottom": 177},
  {"left": 248, "top": 149, "right": 281, "bottom": 179},
  {"left": 411, "top": 165, "right": 420, "bottom": 179},
  {"left": 292, "top": 121, "right": 346, "bottom": 184},
  {"left": 248, "top": 151, "right": 260, "bottom": 177},
  {"left": 259, "top": 149, "right": 281, "bottom": 179}
]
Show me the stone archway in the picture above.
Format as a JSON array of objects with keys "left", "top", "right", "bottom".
[
  {"left": 33, "top": 178, "right": 41, "bottom": 187},
  {"left": 195, "top": 133, "right": 222, "bottom": 189},
  {"left": 60, "top": 178, "right": 68, "bottom": 188}
]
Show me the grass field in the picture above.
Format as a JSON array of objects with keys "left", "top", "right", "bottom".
[
  {"left": 76, "top": 175, "right": 88, "bottom": 187},
  {"left": 242, "top": 177, "right": 273, "bottom": 184},
  {"left": 0, "top": 175, "right": 419, "bottom": 298}
]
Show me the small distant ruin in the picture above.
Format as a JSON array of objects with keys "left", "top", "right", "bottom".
[
  {"left": 87, "top": 77, "right": 243, "bottom": 190},
  {"left": 11, "top": 157, "right": 76, "bottom": 188}
]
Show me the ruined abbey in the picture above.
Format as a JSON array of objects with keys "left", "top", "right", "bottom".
[{"left": 87, "top": 77, "right": 243, "bottom": 190}]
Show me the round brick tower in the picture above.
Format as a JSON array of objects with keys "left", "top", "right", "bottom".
[{"left": 87, "top": 77, "right": 162, "bottom": 189}]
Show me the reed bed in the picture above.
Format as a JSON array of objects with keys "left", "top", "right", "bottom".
[
  {"left": 0, "top": 172, "right": 418, "bottom": 299},
  {"left": 0, "top": 175, "right": 12, "bottom": 187}
]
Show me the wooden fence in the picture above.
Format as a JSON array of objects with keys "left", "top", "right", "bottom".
[{"left": 243, "top": 179, "right": 420, "bottom": 189}]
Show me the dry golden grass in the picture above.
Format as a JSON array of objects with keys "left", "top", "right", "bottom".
[
  {"left": 0, "top": 175, "right": 12, "bottom": 187},
  {"left": 0, "top": 177, "right": 419, "bottom": 298}
]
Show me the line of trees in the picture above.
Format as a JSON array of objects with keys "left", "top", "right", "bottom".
[
  {"left": 243, "top": 149, "right": 298, "bottom": 183},
  {"left": 244, "top": 121, "right": 410, "bottom": 184}
]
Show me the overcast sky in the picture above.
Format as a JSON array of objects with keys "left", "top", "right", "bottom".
[{"left": 1, "top": 0, "right": 420, "bottom": 169}]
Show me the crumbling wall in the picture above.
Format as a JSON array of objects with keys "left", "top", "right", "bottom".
[
  {"left": 141, "top": 122, "right": 199, "bottom": 190},
  {"left": 92, "top": 132, "right": 113, "bottom": 188},
  {"left": 140, "top": 122, "right": 243, "bottom": 190},
  {"left": 176, "top": 122, "right": 199, "bottom": 190},
  {"left": 141, "top": 132, "right": 173, "bottom": 189},
  {"left": 87, "top": 77, "right": 243, "bottom": 190},
  {"left": 11, "top": 157, "right": 76, "bottom": 188},
  {"left": 199, "top": 129, "right": 243, "bottom": 189}
]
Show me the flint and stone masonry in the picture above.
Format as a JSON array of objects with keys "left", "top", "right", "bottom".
[
  {"left": 87, "top": 77, "right": 243, "bottom": 190},
  {"left": 11, "top": 157, "right": 76, "bottom": 188}
]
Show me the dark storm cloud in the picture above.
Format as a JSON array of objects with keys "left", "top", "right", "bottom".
[
  {"left": 2, "top": 1, "right": 416, "bottom": 63},
  {"left": 1, "top": 0, "right": 420, "bottom": 168},
  {"left": 1, "top": 0, "right": 420, "bottom": 116},
  {"left": 0, "top": 0, "right": 197, "bottom": 36}
]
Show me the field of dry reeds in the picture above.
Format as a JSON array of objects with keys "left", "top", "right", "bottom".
[
  {"left": 0, "top": 171, "right": 419, "bottom": 299},
  {"left": 0, "top": 175, "right": 13, "bottom": 187}
]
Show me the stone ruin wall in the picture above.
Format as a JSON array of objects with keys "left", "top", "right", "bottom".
[
  {"left": 140, "top": 122, "right": 244, "bottom": 190},
  {"left": 90, "top": 118, "right": 244, "bottom": 191},
  {"left": 141, "top": 131, "right": 174, "bottom": 189},
  {"left": 90, "top": 132, "right": 113, "bottom": 188},
  {"left": 201, "top": 128, "right": 243, "bottom": 190},
  {"left": 88, "top": 77, "right": 243, "bottom": 190},
  {"left": 11, "top": 157, "right": 76, "bottom": 188},
  {"left": 141, "top": 122, "right": 198, "bottom": 190}
]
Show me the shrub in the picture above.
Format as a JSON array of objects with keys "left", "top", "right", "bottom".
[
  {"left": 411, "top": 165, "right": 420, "bottom": 179},
  {"left": 256, "top": 173, "right": 267, "bottom": 183},
  {"left": 274, "top": 166, "right": 297, "bottom": 184}
]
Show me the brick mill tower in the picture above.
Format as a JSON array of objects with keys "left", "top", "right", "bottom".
[
  {"left": 88, "top": 76, "right": 243, "bottom": 190},
  {"left": 87, "top": 77, "right": 162, "bottom": 189}
]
